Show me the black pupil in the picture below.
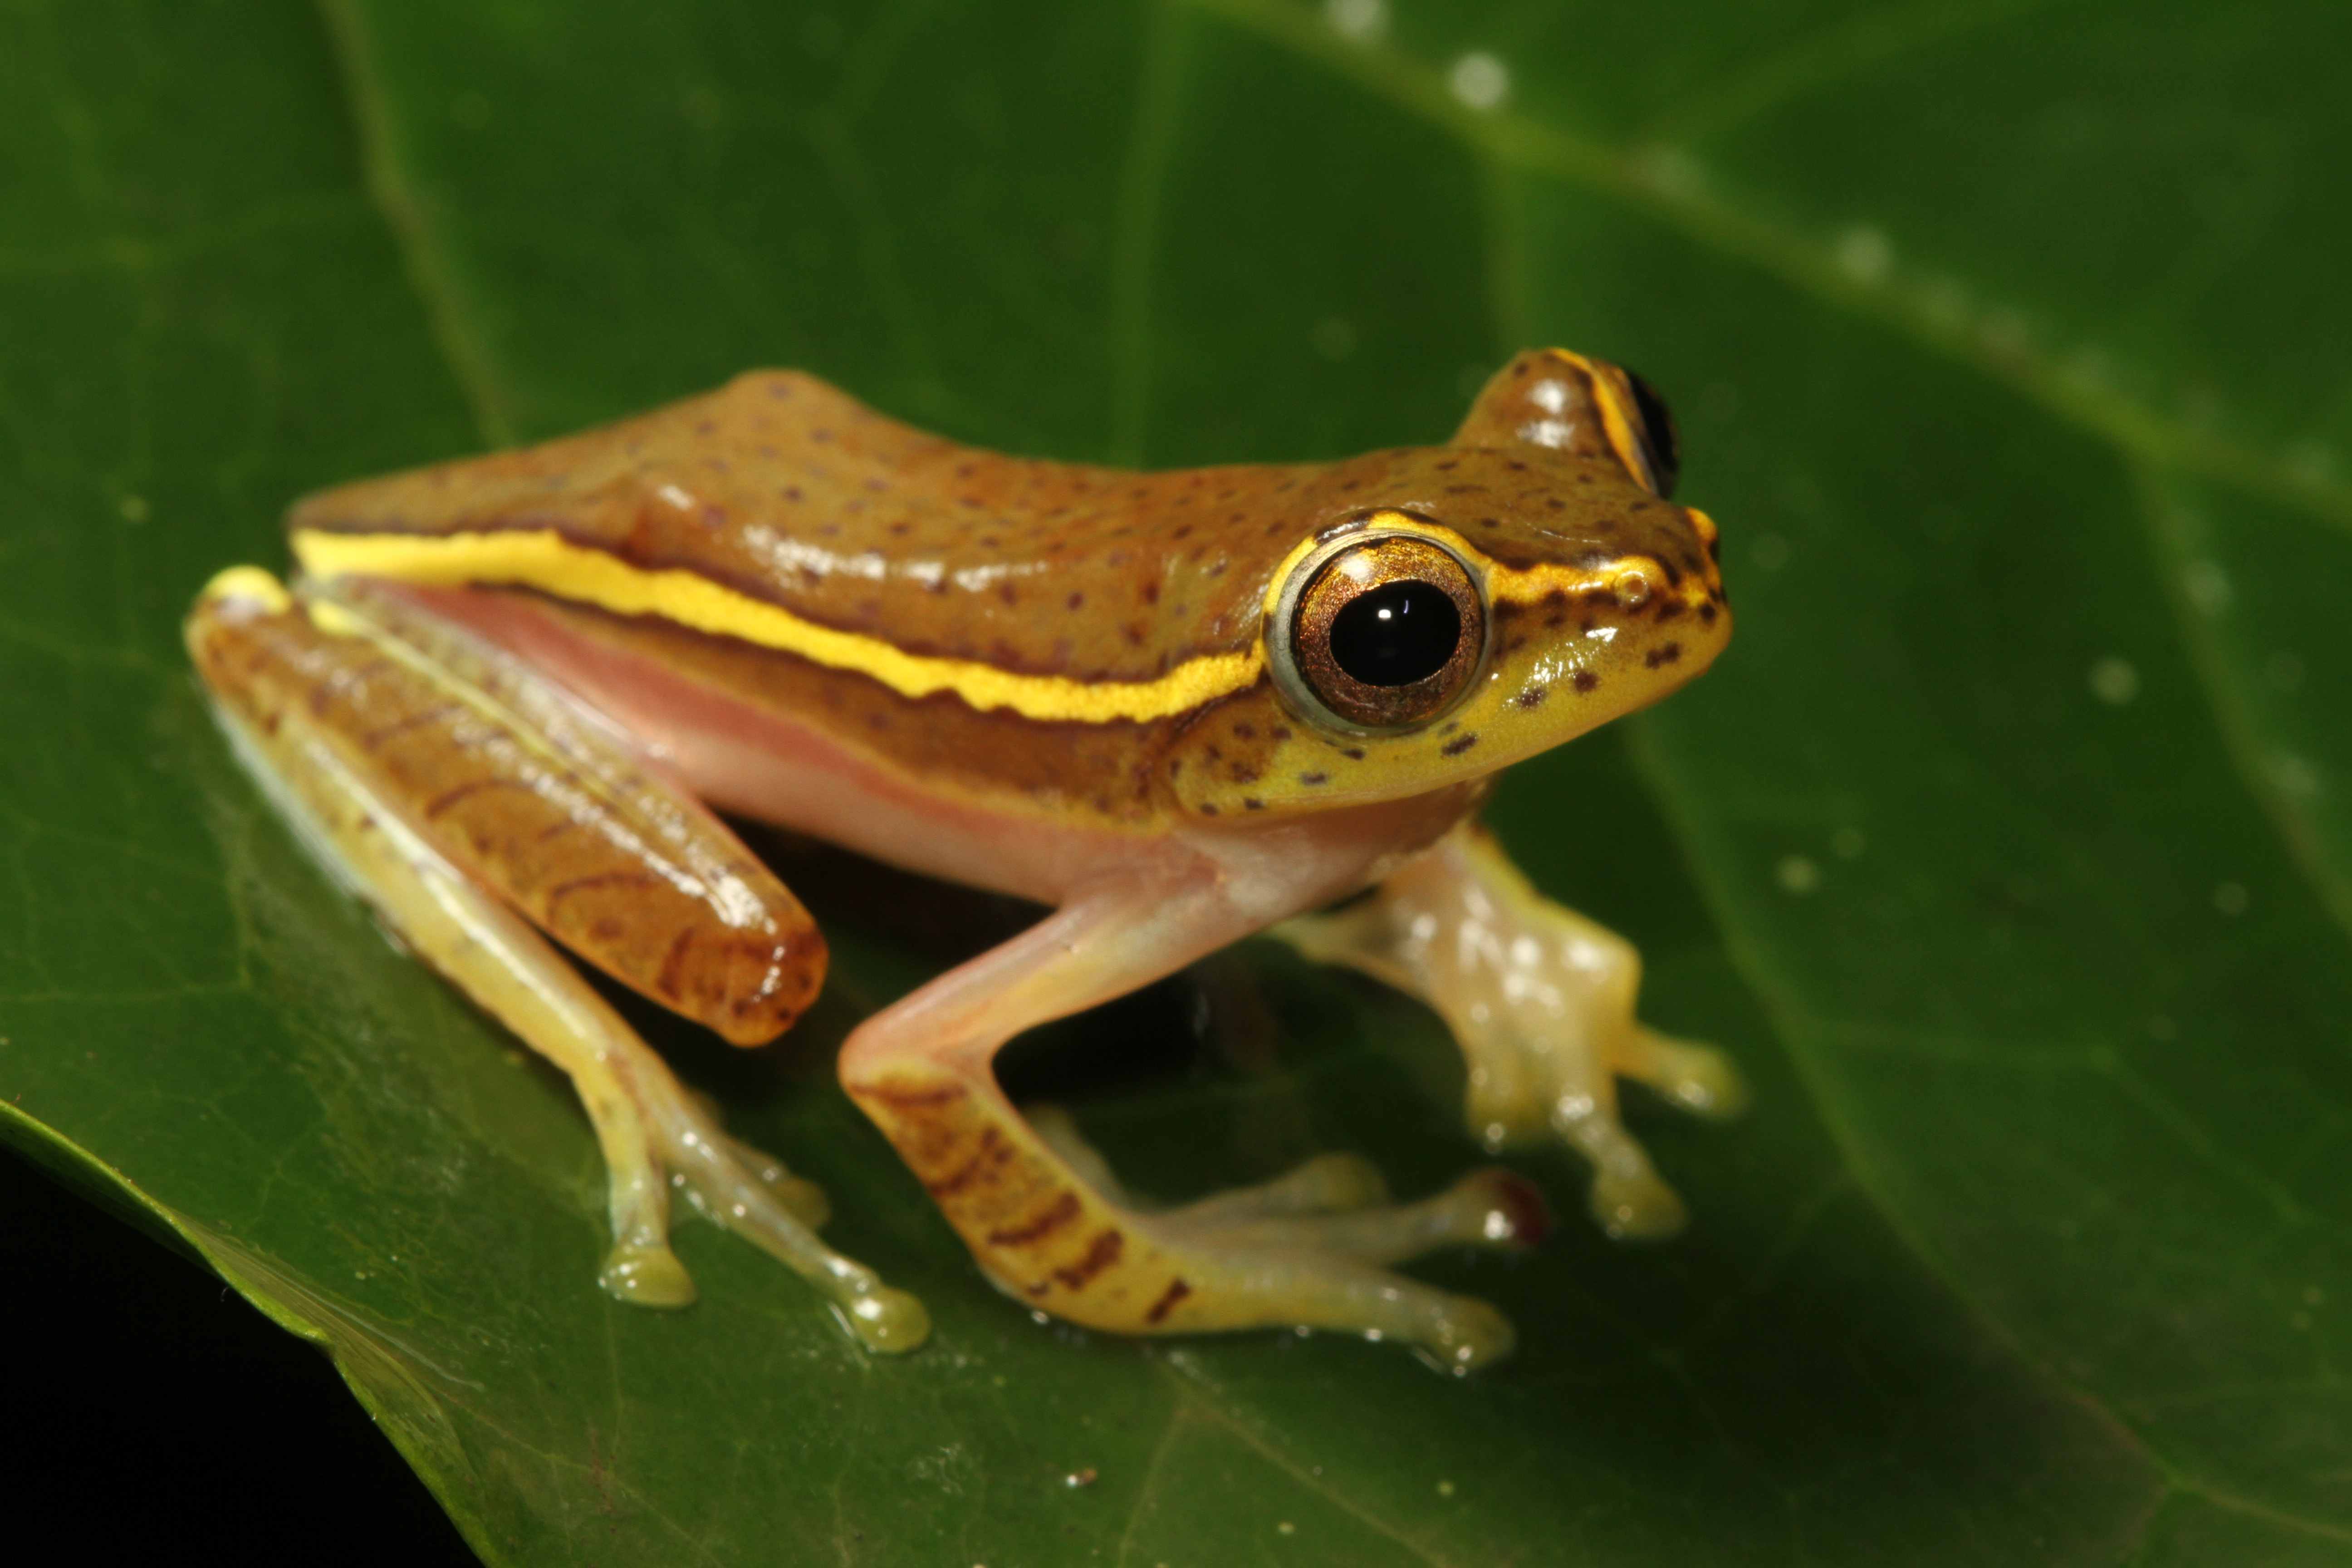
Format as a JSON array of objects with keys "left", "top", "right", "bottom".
[{"left": 1328, "top": 580, "right": 1461, "bottom": 686}]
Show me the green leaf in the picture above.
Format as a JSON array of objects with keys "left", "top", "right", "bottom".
[{"left": 4, "top": 0, "right": 2347, "bottom": 1561}]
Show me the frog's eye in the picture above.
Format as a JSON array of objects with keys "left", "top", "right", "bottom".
[
  {"left": 1622, "top": 368, "right": 1681, "bottom": 499},
  {"left": 1274, "top": 533, "right": 1486, "bottom": 731}
]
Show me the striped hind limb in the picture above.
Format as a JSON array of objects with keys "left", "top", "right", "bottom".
[
  {"left": 186, "top": 569, "right": 926, "bottom": 1350},
  {"left": 841, "top": 875, "right": 1544, "bottom": 1372}
]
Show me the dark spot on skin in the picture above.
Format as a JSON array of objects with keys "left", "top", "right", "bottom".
[
  {"left": 1440, "top": 720, "right": 1459, "bottom": 735},
  {"left": 1205, "top": 744, "right": 1223, "bottom": 763},
  {"left": 1142, "top": 581, "right": 1160, "bottom": 605},
  {"left": 1168, "top": 760, "right": 1182, "bottom": 778},
  {"left": 1067, "top": 591, "right": 1085, "bottom": 610},
  {"left": 1049, "top": 1228, "right": 1124, "bottom": 1291},
  {"left": 985, "top": 1191, "right": 1082, "bottom": 1248},
  {"left": 1645, "top": 642, "right": 1683, "bottom": 668},
  {"left": 1298, "top": 772, "right": 1328, "bottom": 785},
  {"left": 1572, "top": 671, "right": 1600, "bottom": 693},
  {"left": 923, "top": 1127, "right": 1011, "bottom": 1198},
  {"left": 1243, "top": 798, "right": 1265, "bottom": 811},
  {"left": 1234, "top": 723, "right": 1255, "bottom": 740},
  {"left": 1700, "top": 602, "right": 1718, "bottom": 625},
  {"left": 1172, "top": 524, "right": 1193, "bottom": 540},
  {"left": 1342, "top": 747, "right": 1366, "bottom": 760},
  {"left": 1506, "top": 459, "right": 1527, "bottom": 472},
  {"left": 1441, "top": 734, "right": 1480, "bottom": 757},
  {"left": 1269, "top": 726, "right": 1291, "bottom": 741},
  {"left": 782, "top": 485, "right": 803, "bottom": 502},
  {"left": 1511, "top": 688, "right": 1548, "bottom": 709},
  {"left": 1146, "top": 1277, "right": 1192, "bottom": 1324},
  {"left": 1436, "top": 459, "right": 1459, "bottom": 470},
  {"left": 998, "top": 584, "right": 1019, "bottom": 605},
  {"left": 1228, "top": 763, "right": 1260, "bottom": 783}
]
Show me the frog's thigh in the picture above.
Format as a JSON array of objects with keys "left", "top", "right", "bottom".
[
  {"left": 839, "top": 880, "right": 1543, "bottom": 1372},
  {"left": 186, "top": 569, "right": 925, "bottom": 1352},
  {"left": 1277, "top": 819, "right": 1746, "bottom": 1242}
]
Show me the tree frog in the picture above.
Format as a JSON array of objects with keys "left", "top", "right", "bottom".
[{"left": 185, "top": 348, "right": 1739, "bottom": 1372}]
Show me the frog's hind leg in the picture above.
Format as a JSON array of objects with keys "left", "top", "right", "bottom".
[
  {"left": 1276, "top": 819, "right": 1746, "bottom": 1241},
  {"left": 185, "top": 568, "right": 926, "bottom": 1351},
  {"left": 842, "top": 879, "right": 1543, "bottom": 1372}
]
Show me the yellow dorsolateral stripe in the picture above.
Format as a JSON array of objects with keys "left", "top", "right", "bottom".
[
  {"left": 1261, "top": 512, "right": 1691, "bottom": 615},
  {"left": 293, "top": 528, "right": 1261, "bottom": 725}
]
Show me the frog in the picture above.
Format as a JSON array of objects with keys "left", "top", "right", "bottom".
[{"left": 184, "top": 347, "right": 1740, "bottom": 1372}]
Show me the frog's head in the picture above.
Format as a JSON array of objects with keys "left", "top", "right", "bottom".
[{"left": 1164, "top": 348, "right": 1729, "bottom": 819}]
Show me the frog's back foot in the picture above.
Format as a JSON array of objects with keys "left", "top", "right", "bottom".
[{"left": 186, "top": 569, "right": 926, "bottom": 1353}]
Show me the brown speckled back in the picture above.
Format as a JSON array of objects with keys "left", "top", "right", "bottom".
[
  {"left": 294, "top": 372, "right": 1341, "bottom": 683},
  {"left": 287, "top": 354, "right": 1726, "bottom": 829}
]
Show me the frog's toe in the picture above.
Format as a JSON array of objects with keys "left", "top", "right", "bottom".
[
  {"left": 1588, "top": 1165, "right": 1687, "bottom": 1242},
  {"left": 837, "top": 1285, "right": 931, "bottom": 1354},
  {"left": 600, "top": 1242, "right": 698, "bottom": 1308},
  {"left": 1620, "top": 1028, "right": 1749, "bottom": 1122}
]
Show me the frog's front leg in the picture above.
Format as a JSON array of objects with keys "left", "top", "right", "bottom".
[
  {"left": 185, "top": 568, "right": 925, "bottom": 1350},
  {"left": 840, "top": 875, "right": 1544, "bottom": 1372},
  {"left": 1278, "top": 820, "right": 1745, "bottom": 1240}
]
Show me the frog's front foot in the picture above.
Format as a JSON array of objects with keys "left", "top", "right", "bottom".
[{"left": 1279, "top": 820, "right": 1746, "bottom": 1241}]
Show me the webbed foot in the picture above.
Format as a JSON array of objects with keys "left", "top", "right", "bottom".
[{"left": 1279, "top": 819, "right": 1745, "bottom": 1240}]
